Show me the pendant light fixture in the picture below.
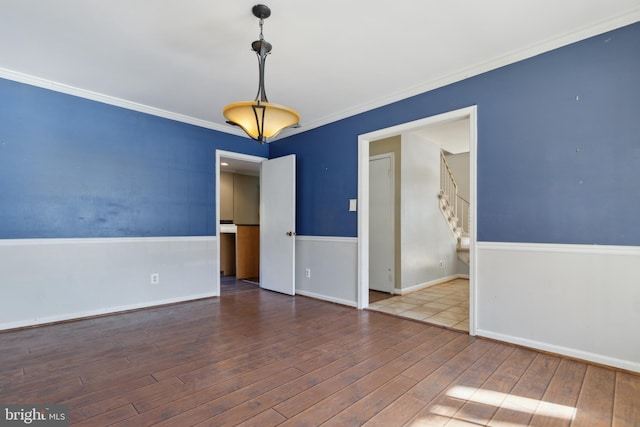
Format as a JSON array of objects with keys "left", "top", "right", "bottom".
[{"left": 223, "top": 4, "right": 300, "bottom": 144}]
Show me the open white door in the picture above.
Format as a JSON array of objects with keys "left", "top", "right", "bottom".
[{"left": 260, "top": 154, "right": 296, "bottom": 295}]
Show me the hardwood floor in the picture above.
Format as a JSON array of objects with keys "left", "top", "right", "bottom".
[
  {"left": 1, "top": 285, "right": 638, "bottom": 426},
  {"left": 220, "top": 275, "right": 260, "bottom": 295}
]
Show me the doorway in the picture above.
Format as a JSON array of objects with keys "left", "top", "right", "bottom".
[
  {"left": 357, "top": 106, "right": 478, "bottom": 335},
  {"left": 215, "top": 150, "right": 266, "bottom": 297},
  {"left": 215, "top": 150, "right": 297, "bottom": 297}
]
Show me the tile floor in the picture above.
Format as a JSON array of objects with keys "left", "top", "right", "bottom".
[{"left": 368, "top": 278, "right": 469, "bottom": 332}]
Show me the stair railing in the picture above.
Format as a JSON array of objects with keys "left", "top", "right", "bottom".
[
  {"left": 456, "top": 194, "right": 470, "bottom": 234},
  {"left": 440, "top": 151, "right": 458, "bottom": 217},
  {"left": 440, "top": 150, "right": 470, "bottom": 236}
]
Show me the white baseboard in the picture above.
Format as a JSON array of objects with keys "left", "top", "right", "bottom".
[
  {"left": 394, "top": 274, "right": 468, "bottom": 295},
  {"left": 295, "top": 290, "right": 357, "bottom": 308},
  {"left": 477, "top": 329, "right": 640, "bottom": 374},
  {"left": 0, "top": 292, "right": 216, "bottom": 331}
]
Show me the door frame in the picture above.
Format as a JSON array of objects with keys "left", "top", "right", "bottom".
[
  {"left": 369, "top": 152, "right": 395, "bottom": 293},
  {"left": 357, "top": 105, "right": 478, "bottom": 335},
  {"left": 215, "top": 149, "right": 267, "bottom": 296}
]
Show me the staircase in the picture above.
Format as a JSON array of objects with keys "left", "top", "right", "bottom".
[{"left": 438, "top": 150, "right": 470, "bottom": 265}]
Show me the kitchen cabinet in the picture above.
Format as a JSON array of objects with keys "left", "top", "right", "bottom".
[
  {"left": 220, "top": 224, "right": 260, "bottom": 280},
  {"left": 235, "top": 225, "right": 259, "bottom": 280}
]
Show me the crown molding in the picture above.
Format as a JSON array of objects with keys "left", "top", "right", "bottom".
[
  {"left": 0, "top": 67, "right": 246, "bottom": 137},
  {"left": 283, "top": 8, "right": 640, "bottom": 137},
  {"left": 1, "top": 9, "right": 638, "bottom": 140}
]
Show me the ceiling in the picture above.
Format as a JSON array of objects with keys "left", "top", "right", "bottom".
[
  {"left": 413, "top": 118, "right": 470, "bottom": 155},
  {"left": 1, "top": 1, "right": 639, "bottom": 141},
  {"left": 220, "top": 157, "right": 261, "bottom": 176}
]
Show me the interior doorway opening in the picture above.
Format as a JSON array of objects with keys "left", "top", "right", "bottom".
[
  {"left": 215, "top": 151, "right": 266, "bottom": 297},
  {"left": 215, "top": 151, "right": 297, "bottom": 297},
  {"left": 358, "top": 106, "right": 478, "bottom": 335}
]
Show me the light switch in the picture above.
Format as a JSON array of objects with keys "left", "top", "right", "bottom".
[{"left": 349, "top": 199, "right": 357, "bottom": 212}]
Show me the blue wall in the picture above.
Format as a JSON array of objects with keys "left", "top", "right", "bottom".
[
  {"left": 0, "top": 79, "right": 267, "bottom": 238},
  {"left": 271, "top": 22, "right": 640, "bottom": 246},
  {"left": 2, "top": 22, "right": 639, "bottom": 245}
]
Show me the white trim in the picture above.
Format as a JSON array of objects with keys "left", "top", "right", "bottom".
[
  {"left": 477, "top": 241, "right": 640, "bottom": 255},
  {"left": 468, "top": 107, "right": 478, "bottom": 337},
  {"left": 0, "top": 236, "right": 215, "bottom": 246},
  {"left": 295, "top": 290, "right": 357, "bottom": 308},
  {"left": 359, "top": 107, "right": 478, "bottom": 143},
  {"left": 283, "top": 9, "right": 640, "bottom": 136},
  {"left": 476, "top": 329, "right": 640, "bottom": 374},
  {"left": 0, "top": 292, "right": 216, "bottom": 332},
  {"left": 357, "top": 135, "right": 370, "bottom": 310},
  {"left": 296, "top": 235, "right": 357, "bottom": 244},
  {"left": 0, "top": 67, "right": 245, "bottom": 137},
  {"left": 393, "top": 274, "right": 469, "bottom": 295},
  {"left": 3, "top": 11, "right": 639, "bottom": 139},
  {"left": 358, "top": 106, "right": 478, "bottom": 336}
]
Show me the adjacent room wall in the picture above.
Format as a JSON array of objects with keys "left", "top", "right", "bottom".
[
  {"left": 220, "top": 172, "right": 260, "bottom": 225},
  {"left": 219, "top": 172, "right": 235, "bottom": 222},
  {"left": 232, "top": 174, "right": 260, "bottom": 225},
  {"left": 399, "top": 132, "right": 460, "bottom": 291}
]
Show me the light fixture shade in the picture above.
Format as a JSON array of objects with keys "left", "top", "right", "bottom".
[
  {"left": 223, "top": 100, "right": 300, "bottom": 142},
  {"left": 223, "top": 5, "right": 299, "bottom": 144}
]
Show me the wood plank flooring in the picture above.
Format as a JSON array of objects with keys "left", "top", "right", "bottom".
[
  {"left": 1, "top": 284, "right": 638, "bottom": 426},
  {"left": 220, "top": 275, "right": 260, "bottom": 295}
]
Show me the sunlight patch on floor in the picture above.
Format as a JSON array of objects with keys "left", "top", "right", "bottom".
[
  {"left": 407, "top": 384, "right": 578, "bottom": 426},
  {"left": 446, "top": 385, "right": 576, "bottom": 420}
]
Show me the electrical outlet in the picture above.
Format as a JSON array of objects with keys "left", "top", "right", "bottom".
[
  {"left": 151, "top": 273, "right": 160, "bottom": 284},
  {"left": 439, "top": 260, "right": 444, "bottom": 267},
  {"left": 305, "top": 268, "right": 311, "bottom": 278}
]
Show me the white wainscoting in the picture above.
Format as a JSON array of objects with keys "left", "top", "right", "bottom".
[
  {"left": 476, "top": 241, "right": 640, "bottom": 373},
  {"left": 0, "top": 236, "right": 218, "bottom": 330},
  {"left": 295, "top": 236, "right": 358, "bottom": 307}
]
